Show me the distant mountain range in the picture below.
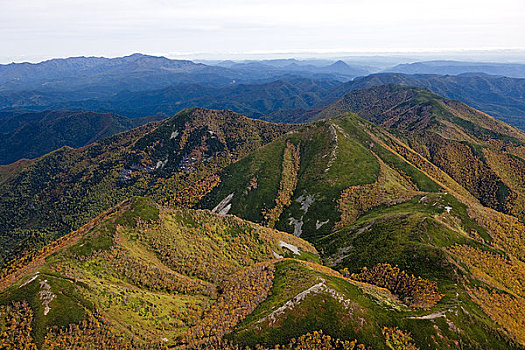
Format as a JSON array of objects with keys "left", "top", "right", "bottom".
[
  {"left": 384, "top": 60, "right": 525, "bottom": 78},
  {"left": 1, "top": 55, "right": 525, "bottom": 168},
  {"left": 12, "top": 78, "right": 340, "bottom": 119},
  {"left": 1, "top": 54, "right": 525, "bottom": 131},
  {"left": 0, "top": 53, "right": 366, "bottom": 94}
]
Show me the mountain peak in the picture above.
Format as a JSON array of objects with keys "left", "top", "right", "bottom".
[{"left": 330, "top": 60, "right": 350, "bottom": 67}]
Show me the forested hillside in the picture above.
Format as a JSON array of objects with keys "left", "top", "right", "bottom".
[
  {"left": 200, "top": 90, "right": 525, "bottom": 348},
  {"left": 2, "top": 92, "right": 525, "bottom": 349},
  {"left": 0, "top": 110, "right": 163, "bottom": 165},
  {"left": 265, "top": 74, "right": 525, "bottom": 130},
  {"left": 315, "top": 85, "right": 525, "bottom": 218},
  {"left": 0, "top": 108, "right": 295, "bottom": 267}
]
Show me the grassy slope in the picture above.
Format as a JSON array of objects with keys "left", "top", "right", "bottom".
[
  {"left": 200, "top": 106, "right": 525, "bottom": 348},
  {"left": 201, "top": 112, "right": 440, "bottom": 241},
  {"left": 0, "top": 197, "right": 319, "bottom": 348},
  {"left": 229, "top": 258, "right": 515, "bottom": 350}
]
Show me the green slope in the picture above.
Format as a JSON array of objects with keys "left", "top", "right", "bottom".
[
  {"left": 0, "top": 197, "right": 319, "bottom": 348},
  {"left": 201, "top": 112, "right": 440, "bottom": 242},
  {"left": 199, "top": 98, "right": 525, "bottom": 348},
  {"left": 2, "top": 96, "right": 525, "bottom": 349},
  {"left": 314, "top": 84, "right": 525, "bottom": 219},
  {"left": 1, "top": 197, "right": 519, "bottom": 349}
]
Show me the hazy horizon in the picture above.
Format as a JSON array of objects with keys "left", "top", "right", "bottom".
[
  {"left": 1, "top": 0, "right": 524, "bottom": 64},
  {"left": 2, "top": 48, "right": 525, "bottom": 66}
]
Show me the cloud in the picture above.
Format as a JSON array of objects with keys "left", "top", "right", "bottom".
[{"left": 0, "top": 0, "right": 523, "bottom": 61}]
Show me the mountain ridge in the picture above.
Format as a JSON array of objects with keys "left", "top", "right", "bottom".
[
  {"left": 2, "top": 91, "right": 525, "bottom": 348},
  {"left": 330, "top": 73, "right": 525, "bottom": 129},
  {"left": 264, "top": 74, "right": 525, "bottom": 130},
  {"left": 313, "top": 85, "right": 525, "bottom": 217},
  {"left": 0, "top": 108, "right": 296, "bottom": 267},
  {"left": 384, "top": 60, "right": 525, "bottom": 78}
]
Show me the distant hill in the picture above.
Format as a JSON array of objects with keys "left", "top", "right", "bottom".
[
  {"left": 213, "top": 58, "right": 370, "bottom": 79},
  {"left": 0, "top": 54, "right": 203, "bottom": 83},
  {"left": 384, "top": 60, "right": 525, "bottom": 78},
  {"left": 48, "top": 78, "right": 341, "bottom": 119},
  {"left": 0, "top": 74, "right": 344, "bottom": 119},
  {"left": 4, "top": 55, "right": 525, "bottom": 130},
  {"left": 329, "top": 73, "right": 525, "bottom": 129},
  {"left": 0, "top": 110, "right": 164, "bottom": 165},
  {"left": 266, "top": 73, "right": 525, "bottom": 130}
]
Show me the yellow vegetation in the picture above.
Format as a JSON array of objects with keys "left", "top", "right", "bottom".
[
  {"left": 467, "top": 287, "right": 525, "bottom": 346},
  {"left": 264, "top": 141, "right": 301, "bottom": 228},
  {"left": 0, "top": 301, "right": 37, "bottom": 350},
  {"left": 183, "top": 262, "right": 275, "bottom": 345},
  {"left": 449, "top": 245, "right": 525, "bottom": 298},
  {"left": 382, "top": 327, "right": 420, "bottom": 350}
]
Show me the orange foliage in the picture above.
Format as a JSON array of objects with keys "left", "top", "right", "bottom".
[
  {"left": 449, "top": 244, "right": 525, "bottom": 298},
  {"left": 336, "top": 157, "right": 416, "bottom": 228},
  {"left": 164, "top": 174, "right": 221, "bottom": 208},
  {"left": 467, "top": 287, "right": 525, "bottom": 346},
  {"left": 0, "top": 200, "right": 129, "bottom": 291},
  {"left": 185, "top": 330, "right": 368, "bottom": 349},
  {"left": 183, "top": 262, "right": 275, "bottom": 345},
  {"left": 382, "top": 327, "right": 420, "bottom": 350},
  {"left": 0, "top": 301, "right": 37, "bottom": 350},
  {"left": 347, "top": 263, "right": 442, "bottom": 309},
  {"left": 471, "top": 207, "right": 525, "bottom": 260}
]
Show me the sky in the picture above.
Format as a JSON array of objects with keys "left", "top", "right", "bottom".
[{"left": 0, "top": 0, "right": 524, "bottom": 63}]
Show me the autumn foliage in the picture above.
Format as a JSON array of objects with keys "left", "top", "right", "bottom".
[
  {"left": 263, "top": 141, "right": 301, "bottom": 228},
  {"left": 346, "top": 263, "right": 442, "bottom": 309},
  {"left": 183, "top": 263, "right": 275, "bottom": 345},
  {"left": 0, "top": 301, "right": 37, "bottom": 350},
  {"left": 382, "top": 327, "right": 420, "bottom": 350}
]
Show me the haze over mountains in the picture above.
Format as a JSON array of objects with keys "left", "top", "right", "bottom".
[
  {"left": 1, "top": 54, "right": 525, "bottom": 126},
  {"left": 1, "top": 53, "right": 525, "bottom": 349},
  {"left": 385, "top": 60, "right": 525, "bottom": 78},
  {"left": 1, "top": 54, "right": 525, "bottom": 168}
]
